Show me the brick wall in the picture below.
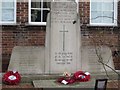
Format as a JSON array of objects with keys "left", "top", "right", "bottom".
[
  {"left": 17, "top": 2, "right": 28, "bottom": 24},
  {"left": 1, "top": 1, "right": 120, "bottom": 72}
]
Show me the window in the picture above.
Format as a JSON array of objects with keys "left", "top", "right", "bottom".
[
  {"left": 29, "top": 0, "right": 50, "bottom": 25},
  {"left": 90, "top": 0, "right": 117, "bottom": 26},
  {"left": 0, "top": 0, "right": 16, "bottom": 24}
]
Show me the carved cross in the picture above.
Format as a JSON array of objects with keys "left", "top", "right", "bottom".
[{"left": 59, "top": 25, "right": 68, "bottom": 51}]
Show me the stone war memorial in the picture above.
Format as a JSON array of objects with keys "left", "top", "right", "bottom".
[{"left": 8, "top": 0, "right": 117, "bottom": 88}]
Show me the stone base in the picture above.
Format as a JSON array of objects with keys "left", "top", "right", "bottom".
[
  {"left": 1, "top": 72, "right": 119, "bottom": 84},
  {"left": 1, "top": 72, "right": 119, "bottom": 89},
  {"left": 33, "top": 79, "right": 95, "bottom": 88},
  {"left": 20, "top": 72, "right": 119, "bottom": 83}
]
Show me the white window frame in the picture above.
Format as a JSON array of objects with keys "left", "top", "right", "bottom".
[
  {"left": 29, "top": 0, "right": 50, "bottom": 25},
  {"left": 90, "top": 0, "right": 118, "bottom": 26},
  {"left": 0, "top": 0, "right": 16, "bottom": 25}
]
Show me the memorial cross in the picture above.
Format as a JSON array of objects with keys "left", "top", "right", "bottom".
[{"left": 59, "top": 25, "right": 68, "bottom": 51}]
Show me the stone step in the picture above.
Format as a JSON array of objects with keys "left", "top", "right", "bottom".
[{"left": 21, "top": 72, "right": 119, "bottom": 83}]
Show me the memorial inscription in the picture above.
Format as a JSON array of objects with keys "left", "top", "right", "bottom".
[
  {"left": 51, "top": 2, "right": 76, "bottom": 23},
  {"left": 54, "top": 52, "right": 73, "bottom": 65}
]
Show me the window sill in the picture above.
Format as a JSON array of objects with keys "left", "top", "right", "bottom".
[
  {"left": 1, "top": 23, "right": 46, "bottom": 27},
  {"left": 25, "top": 23, "right": 46, "bottom": 26},
  {"left": 27, "top": 22, "right": 47, "bottom": 26},
  {"left": 86, "top": 24, "right": 118, "bottom": 28},
  {"left": 24, "top": 24, "right": 46, "bottom": 28},
  {"left": 0, "top": 23, "right": 18, "bottom": 26}
]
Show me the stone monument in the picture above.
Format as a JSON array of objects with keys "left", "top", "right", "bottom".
[
  {"left": 45, "top": 0, "right": 81, "bottom": 74},
  {"left": 8, "top": 0, "right": 115, "bottom": 75}
]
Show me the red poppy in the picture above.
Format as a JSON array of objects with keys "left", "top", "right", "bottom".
[{"left": 2, "top": 71, "right": 21, "bottom": 85}]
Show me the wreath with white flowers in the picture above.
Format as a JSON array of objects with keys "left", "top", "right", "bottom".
[{"left": 2, "top": 71, "right": 21, "bottom": 85}]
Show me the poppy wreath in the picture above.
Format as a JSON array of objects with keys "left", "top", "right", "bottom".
[
  {"left": 57, "top": 71, "right": 90, "bottom": 85},
  {"left": 73, "top": 71, "right": 90, "bottom": 82},
  {"left": 57, "top": 76, "right": 76, "bottom": 85},
  {"left": 2, "top": 71, "right": 21, "bottom": 85},
  {"left": 57, "top": 72, "right": 75, "bottom": 85}
]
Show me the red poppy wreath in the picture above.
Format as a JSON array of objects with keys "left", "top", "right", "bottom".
[
  {"left": 2, "top": 71, "right": 21, "bottom": 85},
  {"left": 57, "top": 71, "right": 90, "bottom": 85},
  {"left": 57, "top": 72, "right": 75, "bottom": 85},
  {"left": 73, "top": 71, "right": 90, "bottom": 82}
]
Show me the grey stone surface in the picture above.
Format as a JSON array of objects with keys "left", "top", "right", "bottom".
[
  {"left": 15, "top": 72, "right": 118, "bottom": 83},
  {"left": 81, "top": 46, "right": 115, "bottom": 72},
  {"left": 33, "top": 79, "right": 95, "bottom": 88},
  {"left": 45, "top": 1, "right": 81, "bottom": 74},
  {"left": 8, "top": 46, "right": 45, "bottom": 74}
]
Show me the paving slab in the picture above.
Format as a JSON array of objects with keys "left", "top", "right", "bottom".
[{"left": 33, "top": 79, "right": 95, "bottom": 88}]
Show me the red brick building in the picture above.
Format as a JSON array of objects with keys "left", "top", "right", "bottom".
[{"left": 1, "top": 0, "right": 120, "bottom": 72}]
